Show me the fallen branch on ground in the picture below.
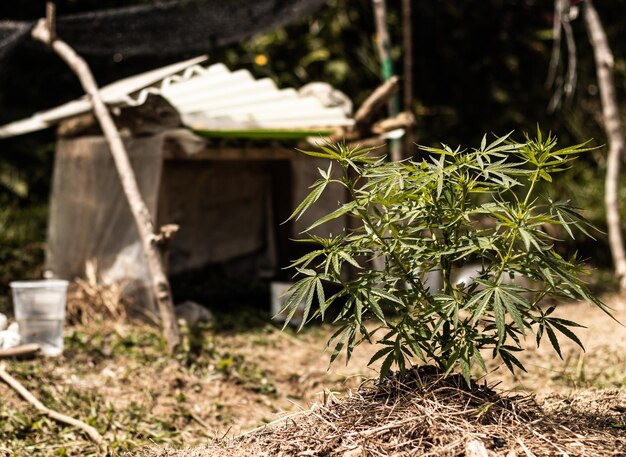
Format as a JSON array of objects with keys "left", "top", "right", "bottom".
[
  {"left": 0, "top": 363, "right": 105, "bottom": 447},
  {"left": 0, "top": 344, "right": 40, "bottom": 359}
]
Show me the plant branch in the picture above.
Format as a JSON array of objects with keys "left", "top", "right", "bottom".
[{"left": 343, "top": 164, "right": 426, "bottom": 298}]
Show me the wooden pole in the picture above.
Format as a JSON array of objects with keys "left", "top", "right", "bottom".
[
  {"left": 354, "top": 75, "right": 400, "bottom": 126},
  {"left": 32, "top": 4, "right": 180, "bottom": 351},
  {"left": 372, "top": 0, "right": 402, "bottom": 161},
  {"left": 402, "top": 0, "right": 415, "bottom": 156},
  {"left": 583, "top": 0, "right": 626, "bottom": 292}
]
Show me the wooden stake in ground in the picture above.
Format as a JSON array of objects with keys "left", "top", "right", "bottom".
[
  {"left": 0, "top": 363, "right": 104, "bottom": 447},
  {"left": 32, "top": 4, "right": 180, "bottom": 351},
  {"left": 583, "top": 0, "right": 626, "bottom": 292}
]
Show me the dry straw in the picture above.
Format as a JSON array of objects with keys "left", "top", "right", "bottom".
[
  {"left": 66, "top": 261, "right": 128, "bottom": 325},
  {"left": 149, "top": 366, "right": 626, "bottom": 456}
]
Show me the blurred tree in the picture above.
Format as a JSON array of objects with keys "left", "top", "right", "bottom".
[{"left": 583, "top": 0, "right": 626, "bottom": 290}]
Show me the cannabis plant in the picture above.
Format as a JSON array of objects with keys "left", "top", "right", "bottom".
[{"left": 283, "top": 131, "right": 611, "bottom": 383}]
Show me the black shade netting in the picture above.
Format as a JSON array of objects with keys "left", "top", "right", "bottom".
[
  {"left": 0, "top": 20, "right": 33, "bottom": 60},
  {"left": 0, "top": 0, "right": 326, "bottom": 60}
]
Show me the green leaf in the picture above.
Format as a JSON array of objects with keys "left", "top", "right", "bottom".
[
  {"left": 279, "top": 281, "right": 309, "bottom": 330},
  {"left": 468, "top": 287, "right": 494, "bottom": 325},
  {"left": 298, "top": 278, "right": 318, "bottom": 331},
  {"left": 287, "top": 179, "right": 328, "bottom": 222},
  {"left": 329, "top": 327, "right": 350, "bottom": 364},
  {"left": 316, "top": 279, "right": 326, "bottom": 319},
  {"left": 370, "top": 288, "right": 403, "bottom": 306},
  {"left": 493, "top": 298, "right": 506, "bottom": 345},
  {"left": 545, "top": 325, "right": 563, "bottom": 359},
  {"left": 484, "top": 131, "right": 515, "bottom": 152},
  {"left": 460, "top": 355, "right": 471, "bottom": 387},
  {"left": 364, "top": 291, "right": 388, "bottom": 322},
  {"left": 368, "top": 346, "right": 394, "bottom": 366},
  {"left": 500, "top": 349, "right": 527, "bottom": 373},
  {"left": 337, "top": 250, "right": 362, "bottom": 269},
  {"left": 296, "top": 147, "right": 340, "bottom": 160},
  {"left": 443, "top": 350, "right": 461, "bottom": 377},
  {"left": 498, "top": 286, "right": 530, "bottom": 334},
  {"left": 379, "top": 351, "right": 396, "bottom": 381},
  {"left": 536, "top": 322, "right": 544, "bottom": 347},
  {"left": 549, "top": 317, "right": 585, "bottom": 329},
  {"left": 472, "top": 349, "right": 487, "bottom": 373},
  {"left": 353, "top": 295, "right": 363, "bottom": 326},
  {"left": 306, "top": 202, "right": 355, "bottom": 231},
  {"left": 550, "top": 320, "right": 585, "bottom": 351}
]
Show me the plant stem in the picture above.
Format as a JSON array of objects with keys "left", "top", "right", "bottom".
[{"left": 343, "top": 164, "right": 427, "bottom": 298}]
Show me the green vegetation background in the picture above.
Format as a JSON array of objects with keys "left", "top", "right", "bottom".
[{"left": 1, "top": 0, "right": 625, "bottom": 300}]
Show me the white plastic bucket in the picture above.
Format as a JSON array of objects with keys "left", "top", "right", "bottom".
[{"left": 10, "top": 280, "right": 69, "bottom": 356}]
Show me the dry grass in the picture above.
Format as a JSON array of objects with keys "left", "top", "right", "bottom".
[
  {"left": 0, "top": 318, "right": 378, "bottom": 456},
  {"left": 143, "top": 297, "right": 626, "bottom": 457},
  {"left": 0, "top": 296, "right": 624, "bottom": 456},
  {"left": 148, "top": 368, "right": 626, "bottom": 456},
  {"left": 66, "top": 261, "right": 129, "bottom": 325}
]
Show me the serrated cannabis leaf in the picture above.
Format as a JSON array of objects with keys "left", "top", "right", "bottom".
[{"left": 283, "top": 134, "right": 610, "bottom": 385}]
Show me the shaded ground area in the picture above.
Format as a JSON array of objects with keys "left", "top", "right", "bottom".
[{"left": 0, "top": 297, "right": 624, "bottom": 456}]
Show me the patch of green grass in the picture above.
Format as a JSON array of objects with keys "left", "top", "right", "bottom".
[{"left": 0, "top": 322, "right": 281, "bottom": 456}]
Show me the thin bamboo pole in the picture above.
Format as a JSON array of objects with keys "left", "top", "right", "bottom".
[
  {"left": 402, "top": 0, "right": 415, "bottom": 155},
  {"left": 372, "top": 0, "right": 402, "bottom": 161}
]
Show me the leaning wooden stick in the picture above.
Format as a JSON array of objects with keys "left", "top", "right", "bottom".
[
  {"left": 327, "top": 76, "right": 400, "bottom": 144},
  {"left": 32, "top": 3, "right": 180, "bottom": 351},
  {"left": 0, "top": 363, "right": 104, "bottom": 446}
]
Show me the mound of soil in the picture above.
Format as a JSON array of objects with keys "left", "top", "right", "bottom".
[{"left": 147, "top": 366, "right": 626, "bottom": 457}]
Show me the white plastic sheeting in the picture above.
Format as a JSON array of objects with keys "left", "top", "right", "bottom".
[
  {"left": 46, "top": 135, "right": 165, "bottom": 312},
  {"left": 46, "top": 133, "right": 282, "bottom": 310},
  {"left": 158, "top": 63, "right": 353, "bottom": 131}
]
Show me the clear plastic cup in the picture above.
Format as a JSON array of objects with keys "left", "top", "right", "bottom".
[{"left": 10, "top": 280, "right": 69, "bottom": 356}]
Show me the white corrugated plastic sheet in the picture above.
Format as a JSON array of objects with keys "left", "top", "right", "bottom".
[
  {"left": 157, "top": 63, "right": 354, "bottom": 132},
  {"left": 0, "top": 57, "right": 354, "bottom": 138},
  {"left": 0, "top": 56, "right": 209, "bottom": 138}
]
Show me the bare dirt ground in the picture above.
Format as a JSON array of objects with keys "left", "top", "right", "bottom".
[
  {"left": 0, "top": 296, "right": 624, "bottom": 456},
  {"left": 486, "top": 295, "right": 626, "bottom": 394},
  {"left": 144, "top": 296, "right": 626, "bottom": 457}
]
